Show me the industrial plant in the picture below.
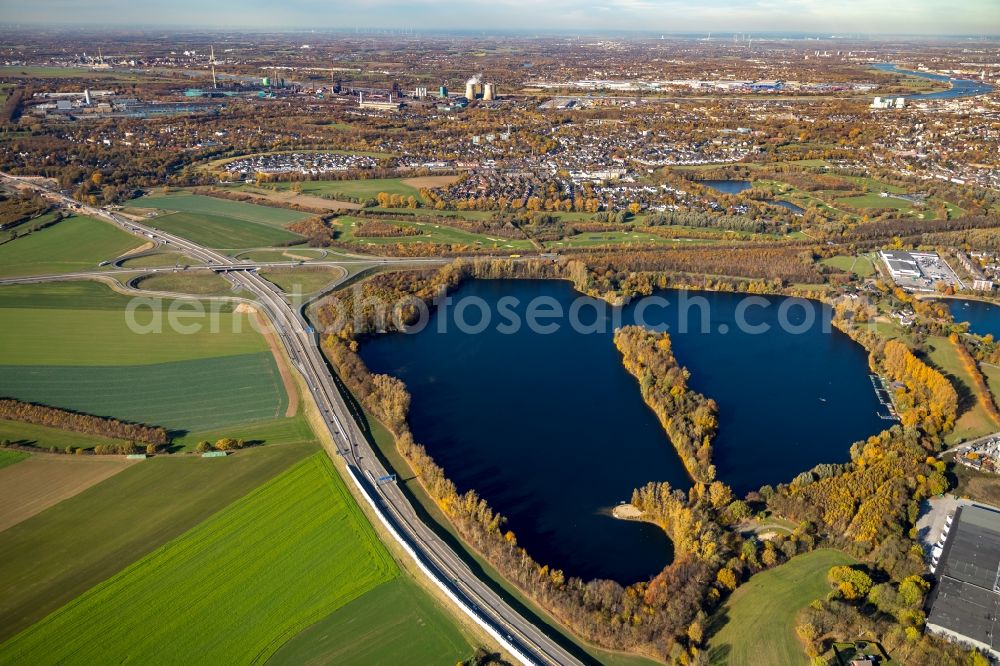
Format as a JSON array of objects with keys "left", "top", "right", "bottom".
[{"left": 463, "top": 75, "right": 498, "bottom": 101}]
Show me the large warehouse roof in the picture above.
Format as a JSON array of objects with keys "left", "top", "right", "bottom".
[{"left": 927, "top": 504, "right": 1000, "bottom": 657}]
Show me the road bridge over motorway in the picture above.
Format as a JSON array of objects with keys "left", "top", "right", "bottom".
[{"left": 0, "top": 172, "right": 585, "bottom": 666}]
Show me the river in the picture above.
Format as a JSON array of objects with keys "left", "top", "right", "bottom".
[
  {"left": 360, "top": 280, "right": 887, "bottom": 583},
  {"left": 872, "top": 63, "right": 995, "bottom": 101}
]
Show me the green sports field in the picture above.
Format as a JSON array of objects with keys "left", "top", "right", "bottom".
[
  {"left": 0, "top": 215, "right": 142, "bottom": 277},
  {"left": 0, "top": 453, "right": 399, "bottom": 664},
  {"left": 708, "top": 549, "right": 856, "bottom": 666},
  {"left": 820, "top": 254, "right": 876, "bottom": 277},
  {"left": 0, "top": 442, "right": 317, "bottom": 643}
]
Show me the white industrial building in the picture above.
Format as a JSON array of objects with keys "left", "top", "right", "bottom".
[{"left": 880, "top": 250, "right": 921, "bottom": 279}]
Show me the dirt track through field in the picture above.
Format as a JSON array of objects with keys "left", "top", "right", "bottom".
[
  {"left": 401, "top": 174, "right": 463, "bottom": 189},
  {"left": 237, "top": 188, "right": 362, "bottom": 212},
  {"left": 0, "top": 455, "right": 136, "bottom": 532}
]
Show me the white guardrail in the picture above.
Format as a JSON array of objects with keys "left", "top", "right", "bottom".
[{"left": 346, "top": 465, "right": 538, "bottom": 666}]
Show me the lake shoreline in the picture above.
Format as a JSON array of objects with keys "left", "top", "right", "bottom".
[{"left": 356, "top": 271, "right": 887, "bottom": 582}]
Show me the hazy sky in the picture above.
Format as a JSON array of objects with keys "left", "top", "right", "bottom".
[{"left": 4, "top": 0, "right": 999, "bottom": 35}]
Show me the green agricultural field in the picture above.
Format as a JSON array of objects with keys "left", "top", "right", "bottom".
[
  {"left": 0, "top": 281, "right": 289, "bottom": 434},
  {"left": 0, "top": 442, "right": 316, "bottom": 642},
  {"left": 261, "top": 266, "right": 345, "bottom": 294},
  {"left": 0, "top": 420, "right": 128, "bottom": 452},
  {"left": 144, "top": 210, "right": 303, "bottom": 248},
  {"left": 0, "top": 453, "right": 398, "bottom": 664},
  {"left": 708, "top": 549, "right": 857, "bottom": 666},
  {"left": 0, "top": 280, "right": 138, "bottom": 310},
  {"left": 0, "top": 353, "right": 288, "bottom": 434},
  {"left": 335, "top": 216, "right": 534, "bottom": 250},
  {"left": 821, "top": 254, "right": 876, "bottom": 277},
  {"left": 0, "top": 449, "right": 29, "bottom": 470},
  {"left": 266, "top": 178, "right": 421, "bottom": 201},
  {"left": 0, "top": 283, "right": 266, "bottom": 366},
  {"left": 133, "top": 192, "right": 309, "bottom": 227},
  {"left": 130, "top": 191, "right": 308, "bottom": 249},
  {"left": 171, "top": 413, "right": 315, "bottom": 452},
  {"left": 0, "top": 215, "right": 142, "bottom": 278},
  {"left": 134, "top": 271, "right": 239, "bottom": 296},
  {"left": 270, "top": 576, "right": 472, "bottom": 665}
]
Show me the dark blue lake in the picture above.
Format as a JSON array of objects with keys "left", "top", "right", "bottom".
[
  {"left": 360, "top": 280, "right": 887, "bottom": 583},
  {"left": 773, "top": 200, "right": 805, "bottom": 214},
  {"left": 699, "top": 179, "right": 751, "bottom": 194},
  {"left": 873, "top": 63, "right": 995, "bottom": 100},
  {"left": 947, "top": 299, "right": 1000, "bottom": 338},
  {"left": 699, "top": 180, "right": 803, "bottom": 213}
]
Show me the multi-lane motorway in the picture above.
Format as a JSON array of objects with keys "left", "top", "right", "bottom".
[{"left": 1, "top": 174, "right": 585, "bottom": 666}]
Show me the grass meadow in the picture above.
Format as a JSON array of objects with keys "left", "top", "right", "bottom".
[
  {"left": 134, "top": 271, "right": 238, "bottom": 296},
  {"left": 0, "top": 449, "right": 29, "bottom": 470},
  {"left": 708, "top": 549, "right": 856, "bottom": 666}
]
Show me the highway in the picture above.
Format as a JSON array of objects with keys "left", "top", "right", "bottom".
[{"left": 1, "top": 173, "right": 585, "bottom": 666}]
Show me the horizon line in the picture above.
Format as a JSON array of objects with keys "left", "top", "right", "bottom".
[{"left": 2, "top": 24, "right": 999, "bottom": 39}]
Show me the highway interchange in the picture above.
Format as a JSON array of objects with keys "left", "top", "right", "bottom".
[{"left": 0, "top": 173, "right": 585, "bottom": 666}]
